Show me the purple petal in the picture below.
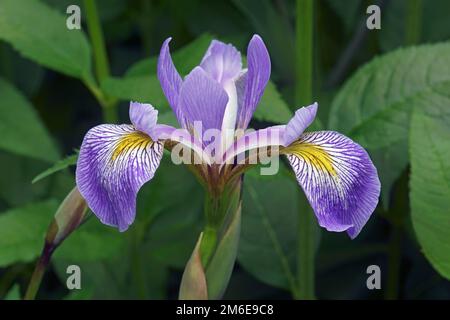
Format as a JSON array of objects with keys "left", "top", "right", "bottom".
[
  {"left": 179, "top": 67, "right": 229, "bottom": 131},
  {"left": 285, "top": 131, "right": 380, "bottom": 238},
  {"left": 200, "top": 40, "right": 242, "bottom": 85},
  {"left": 129, "top": 102, "right": 158, "bottom": 139},
  {"left": 152, "top": 124, "right": 213, "bottom": 165},
  {"left": 76, "top": 124, "right": 163, "bottom": 231},
  {"left": 157, "top": 38, "right": 183, "bottom": 120},
  {"left": 223, "top": 125, "right": 285, "bottom": 164},
  {"left": 284, "top": 103, "right": 318, "bottom": 146},
  {"left": 237, "top": 35, "right": 271, "bottom": 129}
]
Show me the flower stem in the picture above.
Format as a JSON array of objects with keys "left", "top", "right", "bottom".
[
  {"left": 24, "top": 243, "right": 53, "bottom": 300},
  {"left": 295, "top": 0, "right": 316, "bottom": 300},
  {"left": 405, "top": 0, "right": 422, "bottom": 45},
  {"left": 83, "top": 0, "right": 117, "bottom": 123}
]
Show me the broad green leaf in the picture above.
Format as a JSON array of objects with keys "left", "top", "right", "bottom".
[
  {"left": 0, "top": 200, "right": 58, "bottom": 267},
  {"left": 101, "top": 76, "right": 169, "bottom": 110},
  {"left": 410, "top": 99, "right": 450, "bottom": 279},
  {"left": 54, "top": 248, "right": 168, "bottom": 299},
  {"left": 138, "top": 160, "right": 204, "bottom": 270},
  {"left": 0, "top": 0, "right": 92, "bottom": 80},
  {"left": 54, "top": 216, "right": 125, "bottom": 262},
  {"left": 329, "top": 43, "right": 450, "bottom": 150},
  {"left": 32, "top": 152, "right": 78, "bottom": 184},
  {"left": 0, "top": 78, "right": 59, "bottom": 162},
  {"left": 126, "top": 33, "right": 215, "bottom": 77},
  {"left": 329, "top": 43, "right": 450, "bottom": 204},
  {"left": 254, "top": 81, "right": 293, "bottom": 124},
  {"left": 238, "top": 167, "right": 299, "bottom": 291}
]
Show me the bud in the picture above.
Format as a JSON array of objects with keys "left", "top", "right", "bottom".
[
  {"left": 179, "top": 233, "right": 208, "bottom": 300},
  {"left": 46, "top": 187, "right": 88, "bottom": 248}
]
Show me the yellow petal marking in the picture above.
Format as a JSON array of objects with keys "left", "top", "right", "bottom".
[
  {"left": 111, "top": 131, "right": 153, "bottom": 161},
  {"left": 284, "top": 141, "right": 336, "bottom": 176}
]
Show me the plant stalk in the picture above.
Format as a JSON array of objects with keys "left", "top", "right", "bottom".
[
  {"left": 83, "top": 0, "right": 117, "bottom": 123},
  {"left": 24, "top": 244, "right": 53, "bottom": 300},
  {"left": 295, "top": 0, "right": 316, "bottom": 300},
  {"left": 405, "top": 0, "right": 422, "bottom": 45}
]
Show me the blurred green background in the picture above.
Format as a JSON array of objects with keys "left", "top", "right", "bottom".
[{"left": 0, "top": 0, "right": 449, "bottom": 300}]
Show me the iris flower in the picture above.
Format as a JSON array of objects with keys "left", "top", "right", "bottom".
[{"left": 76, "top": 35, "right": 380, "bottom": 238}]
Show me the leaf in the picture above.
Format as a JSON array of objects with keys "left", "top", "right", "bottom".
[
  {"left": 179, "top": 233, "right": 208, "bottom": 300},
  {"left": 0, "top": 78, "right": 59, "bottom": 162},
  {"left": 329, "top": 43, "right": 450, "bottom": 150},
  {"left": 410, "top": 98, "right": 450, "bottom": 279},
  {"left": 329, "top": 43, "right": 450, "bottom": 205},
  {"left": 126, "top": 33, "right": 215, "bottom": 77},
  {"left": 254, "top": 81, "right": 293, "bottom": 124},
  {"left": 0, "top": 0, "right": 92, "bottom": 80},
  {"left": 0, "top": 200, "right": 58, "bottom": 267},
  {"left": 54, "top": 216, "right": 125, "bottom": 262},
  {"left": 32, "top": 152, "right": 78, "bottom": 184},
  {"left": 101, "top": 76, "right": 169, "bottom": 110},
  {"left": 238, "top": 166, "right": 299, "bottom": 290},
  {"left": 138, "top": 160, "right": 204, "bottom": 269}
]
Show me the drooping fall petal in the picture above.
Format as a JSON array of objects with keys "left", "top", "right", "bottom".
[
  {"left": 76, "top": 124, "right": 163, "bottom": 231},
  {"left": 284, "top": 131, "right": 380, "bottom": 238}
]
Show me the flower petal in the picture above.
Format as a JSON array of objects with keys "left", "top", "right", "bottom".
[
  {"left": 157, "top": 38, "right": 183, "bottom": 120},
  {"left": 284, "top": 103, "right": 318, "bottom": 146},
  {"left": 129, "top": 102, "right": 158, "bottom": 139},
  {"left": 179, "top": 67, "right": 229, "bottom": 131},
  {"left": 237, "top": 35, "right": 271, "bottom": 129},
  {"left": 284, "top": 131, "right": 380, "bottom": 238},
  {"left": 200, "top": 40, "right": 242, "bottom": 85},
  {"left": 76, "top": 124, "right": 163, "bottom": 231},
  {"left": 223, "top": 125, "right": 285, "bottom": 164}
]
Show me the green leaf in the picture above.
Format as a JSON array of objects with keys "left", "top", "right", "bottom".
[
  {"left": 54, "top": 216, "right": 125, "bottom": 262},
  {"left": 238, "top": 167, "right": 299, "bottom": 291},
  {"left": 126, "top": 33, "right": 215, "bottom": 77},
  {"left": 0, "top": 200, "right": 58, "bottom": 267},
  {"left": 329, "top": 43, "right": 450, "bottom": 150},
  {"left": 101, "top": 76, "right": 169, "bottom": 110},
  {"left": 0, "top": 78, "right": 59, "bottom": 162},
  {"left": 329, "top": 43, "right": 450, "bottom": 204},
  {"left": 254, "top": 81, "right": 293, "bottom": 124},
  {"left": 410, "top": 98, "right": 450, "bottom": 279},
  {"left": 32, "top": 152, "right": 78, "bottom": 184},
  {"left": 0, "top": 0, "right": 92, "bottom": 80}
]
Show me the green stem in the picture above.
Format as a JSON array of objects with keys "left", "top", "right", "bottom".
[
  {"left": 24, "top": 244, "right": 53, "bottom": 300},
  {"left": 405, "top": 0, "right": 422, "bottom": 45},
  {"left": 295, "top": 0, "right": 315, "bottom": 300},
  {"left": 84, "top": 0, "right": 117, "bottom": 123},
  {"left": 295, "top": 0, "right": 313, "bottom": 106}
]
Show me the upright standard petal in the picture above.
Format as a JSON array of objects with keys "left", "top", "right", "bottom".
[
  {"left": 76, "top": 125, "right": 163, "bottom": 231},
  {"left": 284, "top": 103, "right": 318, "bottom": 146},
  {"left": 157, "top": 38, "right": 183, "bottom": 120},
  {"left": 284, "top": 131, "right": 380, "bottom": 238},
  {"left": 179, "top": 67, "right": 229, "bottom": 132},
  {"left": 200, "top": 40, "right": 242, "bottom": 85},
  {"left": 129, "top": 102, "right": 158, "bottom": 139},
  {"left": 237, "top": 35, "right": 271, "bottom": 130}
]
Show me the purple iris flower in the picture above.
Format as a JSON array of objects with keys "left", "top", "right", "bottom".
[{"left": 76, "top": 35, "right": 380, "bottom": 238}]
